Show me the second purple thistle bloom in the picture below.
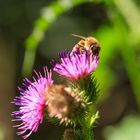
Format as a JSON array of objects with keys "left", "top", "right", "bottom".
[
  {"left": 11, "top": 67, "right": 53, "bottom": 139},
  {"left": 52, "top": 49, "right": 98, "bottom": 80}
]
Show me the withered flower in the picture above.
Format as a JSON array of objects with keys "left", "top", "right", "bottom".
[{"left": 46, "top": 85, "right": 83, "bottom": 124}]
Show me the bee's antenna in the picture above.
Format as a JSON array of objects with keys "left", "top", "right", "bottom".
[{"left": 72, "top": 34, "right": 86, "bottom": 40}]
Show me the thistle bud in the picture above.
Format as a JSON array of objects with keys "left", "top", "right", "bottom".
[{"left": 63, "top": 129, "right": 76, "bottom": 140}]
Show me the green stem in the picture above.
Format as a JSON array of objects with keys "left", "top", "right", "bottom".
[
  {"left": 79, "top": 112, "right": 99, "bottom": 140},
  {"left": 82, "top": 126, "right": 94, "bottom": 140}
]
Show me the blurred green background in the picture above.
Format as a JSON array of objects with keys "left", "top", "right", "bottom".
[{"left": 0, "top": 0, "right": 140, "bottom": 140}]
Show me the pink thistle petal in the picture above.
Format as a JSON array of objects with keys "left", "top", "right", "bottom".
[
  {"left": 52, "top": 50, "right": 98, "bottom": 80},
  {"left": 12, "top": 67, "right": 53, "bottom": 139}
]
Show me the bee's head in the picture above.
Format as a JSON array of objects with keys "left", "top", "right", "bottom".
[{"left": 85, "top": 37, "right": 100, "bottom": 55}]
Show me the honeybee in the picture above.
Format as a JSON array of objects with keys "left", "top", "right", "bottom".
[{"left": 71, "top": 34, "right": 100, "bottom": 56}]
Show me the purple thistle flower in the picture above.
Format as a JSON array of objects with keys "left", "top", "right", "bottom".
[
  {"left": 11, "top": 67, "right": 53, "bottom": 139},
  {"left": 51, "top": 49, "right": 98, "bottom": 80}
]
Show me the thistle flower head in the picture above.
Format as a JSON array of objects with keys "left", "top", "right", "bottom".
[
  {"left": 11, "top": 67, "right": 53, "bottom": 139},
  {"left": 51, "top": 49, "right": 98, "bottom": 81},
  {"left": 46, "top": 85, "right": 83, "bottom": 125}
]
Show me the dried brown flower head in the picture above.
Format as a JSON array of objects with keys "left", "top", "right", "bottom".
[{"left": 45, "top": 85, "right": 82, "bottom": 124}]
